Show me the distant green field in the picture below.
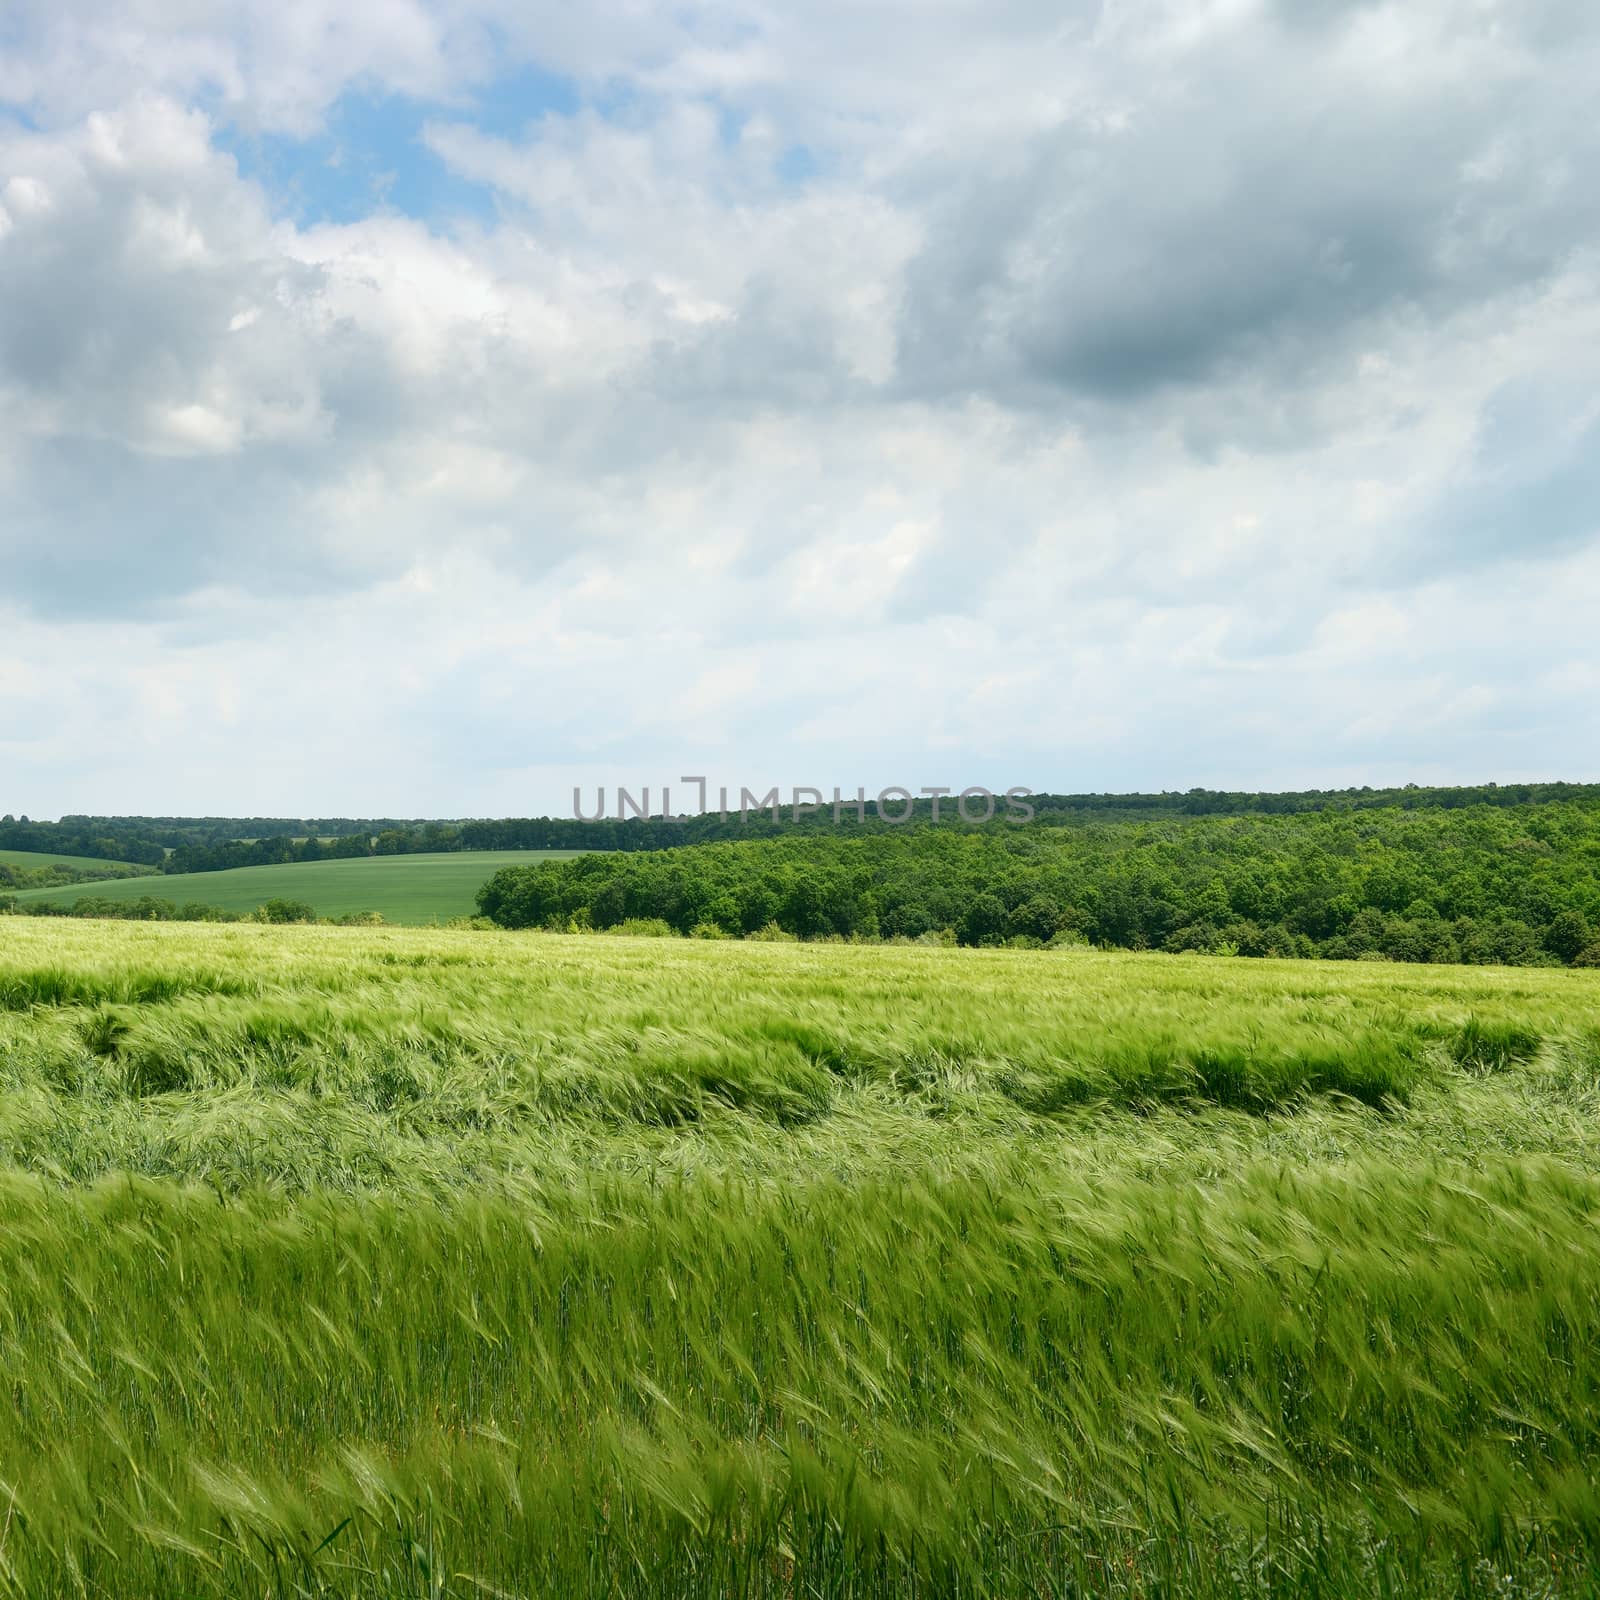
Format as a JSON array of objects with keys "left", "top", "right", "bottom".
[
  {"left": 8, "top": 850, "right": 590, "bottom": 923},
  {"left": 0, "top": 847, "right": 156, "bottom": 876}
]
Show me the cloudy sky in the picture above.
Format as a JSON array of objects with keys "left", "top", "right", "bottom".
[{"left": 2, "top": 0, "right": 1598, "bottom": 818}]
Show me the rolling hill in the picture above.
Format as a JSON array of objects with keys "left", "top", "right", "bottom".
[
  {"left": 7, "top": 850, "right": 590, "bottom": 925},
  {"left": 0, "top": 848, "right": 160, "bottom": 877}
]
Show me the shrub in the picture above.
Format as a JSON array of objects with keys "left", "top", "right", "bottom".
[
  {"left": 255, "top": 899, "right": 317, "bottom": 924},
  {"left": 1547, "top": 909, "right": 1593, "bottom": 963}
]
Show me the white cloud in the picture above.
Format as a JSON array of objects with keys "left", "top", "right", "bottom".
[{"left": 2, "top": 1, "right": 1600, "bottom": 811}]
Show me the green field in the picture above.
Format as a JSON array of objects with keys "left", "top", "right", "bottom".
[
  {"left": 0, "top": 847, "right": 156, "bottom": 876},
  {"left": 3, "top": 918, "right": 1600, "bottom": 1594},
  {"left": 7, "top": 849, "right": 589, "bottom": 923}
]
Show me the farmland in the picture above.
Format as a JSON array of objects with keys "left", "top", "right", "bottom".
[
  {"left": 3, "top": 918, "right": 1600, "bottom": 1594},
  {"left": 5, "top": 849, "right": 590, "bottom": 925},
  {"left": 0, "top": 847, "right": 158, "bottom": 877}
]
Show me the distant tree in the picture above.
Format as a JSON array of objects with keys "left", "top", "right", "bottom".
[
  {"left": 1490, "top": 921, "right": 1546, "bottom": 966},
  {"left": 958, "top": 894, "right": 1007, "bottom": 947},
  {"left": 1193, "top": 877, "right": 1232, "bottom": 925},
  {"left": 704, "top": 894, "right": 741, "bottom": 935},
  {"left": 592, "top": 879, "right": 629, "bottom": 928},
  {"left": 1007, "top": 896, "right": 1064, "bottom": 943},
  {"left": 1344, "top": 909, "right": 1387, "bottom": 955},
  {"left": 1545, "top": 909, "right": 1592, "bottom": 964},
  {"left": 257, "top": 898, "right": 316, "bottom": 924}
]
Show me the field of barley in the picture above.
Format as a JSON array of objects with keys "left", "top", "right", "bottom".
[{"left": 3, "top": 918, "right": 1600, "bottom": 1595}]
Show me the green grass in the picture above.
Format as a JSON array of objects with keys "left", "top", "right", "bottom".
[
  {"left": 0, "top": 847, "right": 156, "bottom": 877},
  {"left": 4, "top": 920, "right": 1600, "bottom": 1594},
  {"left": 7, "top": 849, "right": 589, "bottom": 924}
]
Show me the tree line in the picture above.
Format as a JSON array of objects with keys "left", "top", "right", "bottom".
[
  {"left": 11, "top": 782, "right": 1600, "bottom": 874},
  {"left": 0, "top": 814, "right": 435, "bottom": 869},
  {"left": 476, "top": 801, "right": 1600, "bottom": 967}
]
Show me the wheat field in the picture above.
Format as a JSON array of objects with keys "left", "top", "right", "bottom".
[{"left": 3, "top": 918, "right": 1600, "bottom": 1595}]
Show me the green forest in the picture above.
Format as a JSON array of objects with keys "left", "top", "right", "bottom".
[
  {"left": 8, "top": 780, "right": 1600, "bottom": 874},
  {"left": 478, "top": 801, "right": 1600, "bottom": 966},
  {"left": 11, "top": 789, "right": 1600, "bottom": 967}
]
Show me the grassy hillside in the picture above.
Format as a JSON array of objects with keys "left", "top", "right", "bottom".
[
  {"left": 2, "top": 919, "right": 1600, "bottom": 1594},
  {"left": 7, "top": 849, "right": 589, "bottom": 924},
  {"left": 0, "top": 846, "right": 157, "bottom": 876}
]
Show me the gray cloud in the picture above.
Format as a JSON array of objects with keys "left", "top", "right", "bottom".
[
  {"left": 3, "top": 1, "right": 1600, "bottom": 810},
  {"left": 1409, "top": 384, "right": 1600, "bottom": 575},
  {"left": 896, "top": 5, "right": 1600, "bottom": 415}
]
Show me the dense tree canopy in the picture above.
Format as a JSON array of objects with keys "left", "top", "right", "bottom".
[
  {"left": 10, "top": 782, "right": 1600, "bottom": 873},
  {"left": 478, "top": 803, "right": 1600, "bottom": 967}
]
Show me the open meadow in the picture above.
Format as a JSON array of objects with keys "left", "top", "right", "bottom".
[
  {"left": 5, "top": 850, "right": 589, "bottom": 925},
  {"left": 3, "top": 918, "right": 1600, "bottom": 1594}
]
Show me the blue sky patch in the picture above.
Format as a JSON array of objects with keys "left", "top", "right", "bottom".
[
  {"left": 220, "top": 93, "right": 485, "bottom": 227},
  {"left": 218, "top": 66, "right": 584, "bottom": 228}
]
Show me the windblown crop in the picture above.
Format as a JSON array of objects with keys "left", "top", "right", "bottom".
[{"left": 2, "top": 919, "right": 1599, "bottom": 1595}]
